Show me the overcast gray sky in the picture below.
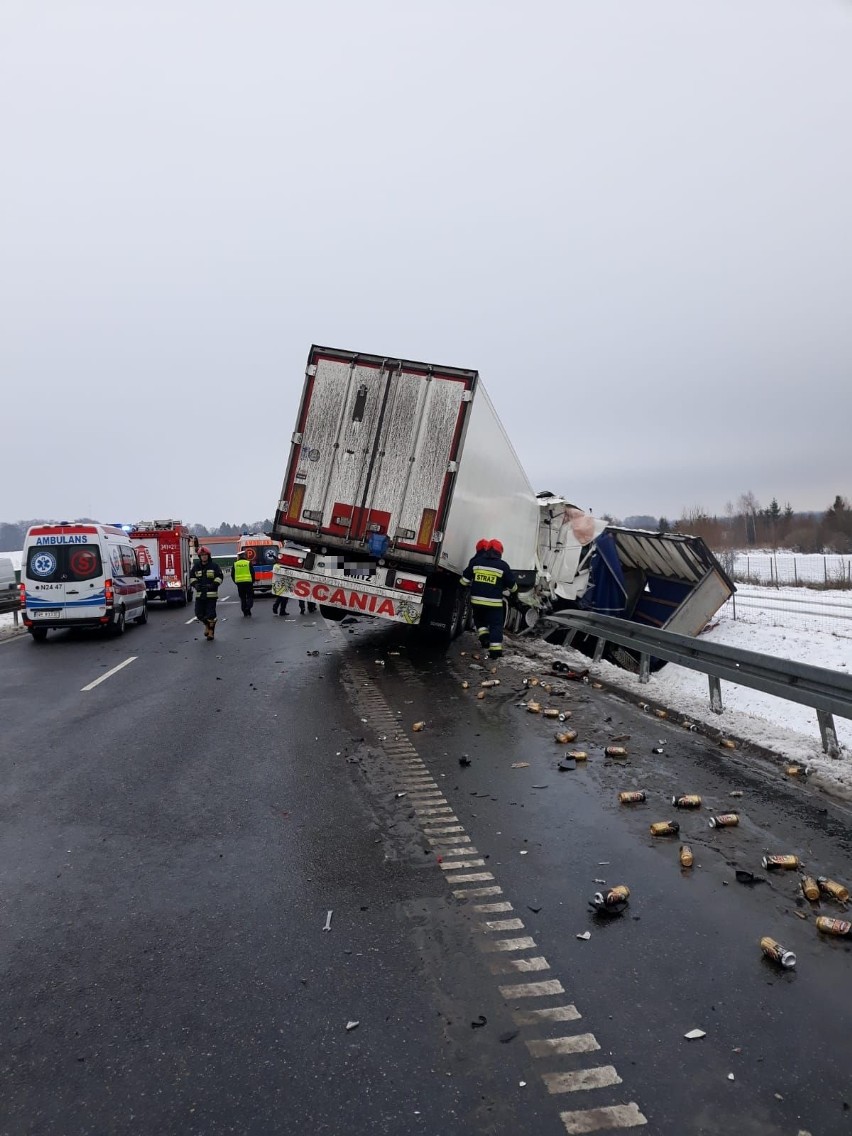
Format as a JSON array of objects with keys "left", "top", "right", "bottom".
[{"left": 2, "top": 0, "right": 851, "bottom": 528}]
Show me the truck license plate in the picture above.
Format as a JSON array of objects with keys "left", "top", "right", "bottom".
[{"left": 32, "top": 609, "right": 61, "bottom": 618}]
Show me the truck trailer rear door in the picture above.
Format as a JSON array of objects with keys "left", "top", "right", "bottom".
[{"left": 277, "top": 347, "right": 476, "bottom": 557}]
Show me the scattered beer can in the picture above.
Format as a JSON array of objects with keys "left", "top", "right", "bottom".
[
  {"left": 654, "top": 709, "right": 668, "bottom": 719},
  {"left": 481, "top": 679, "right": 500, "bottom": 688},
  {"left": 650, "top": 820, "right": 680, "bottom": 837},
  {"left": 762, "top": 855, "right": 800, "bottom": 871},
  {"left": 815, "top": 916, "right": 852, "bottom": 937},
  {"left": 672, "top": 794, "right": 702, "bottom": 809},
  {"left": 619, "top": 790, "right": 646, "bottom": 804},
  {"left": 461, "top": 681, "right": 470, "bottom": 690},
  {"left": 527, "top": 701, "right": 542, "bottom": 714},
  {"left": 476, "top": 691, "right": 487, "bottom": 700},
  {"left": 801, "top": 875, "right": 820, "bottom": 902},
  {"left": 817, "top": 876, "right": 850, "bottom": 903},
  {"left": 760, "top": 936, "right": 796, "bottom": 969},
  {"left": 593, "top": 884, "right": 630, "bottom": 908},
  {"left": 605, "top": 746, "right": 628, "bottom": 757},
  {"left": 557, "top": 711, "right": 571, "bottom": 722},
  {"left": 567, "top": 750, "right": 588, "bottom": 761},
  {"left": 709, "top": 814, "right": 739, "bottom": 828},
  {"left": 554, "top": 730, "right": 578, "bottom": 744},
  {"left": 412, "top": 721, "right": 425, "bottom": 732},
  {"left": 680, "top": 844, "right": 694, "bottom": 868},
  {"left": 527, "top": 677, "right": 540, "bottom": 687},
  {"left": 785, "top": 765, "right": 802, "bottom": 777},
  {"left": 542, "top": 708, "right": 560, "bottom": 719},
  {"left": 719, "top": 739, "right": 737, "bottom": 749}
]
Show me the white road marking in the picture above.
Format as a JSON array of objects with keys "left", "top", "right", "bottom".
[
  {"left": 451, "top": 886, "right": 503, "bottom": 898},
  {"left": 81, "top": 656, "right": 137, "bottom": 692},
  {"left": 527, "top": 1035, "right": 601, "bottom": 1058},
  {"left": 543, "top": 1067, "right": 623, "bottom": 1095},
  {"left": 423, "top": 825, "right": 464, "bottom": 834},
  {"left": 559, "top": 1102, "right": 647, "bottom": 1133},
  {"left": 472, "top": 902, "right": 514, "bottom": 914},
  {"left": 440, "top": 859, "right": 486, "bottom": 870},
  {"left": 513, "top": 1005, "right": 581, "bottom": 1026},
  {"left": 419, "top": 814, "right": 459, "bottom": 825},
  {"left": 414, "top": 806, "right": 454, "bottom": 815},
  {"left": 480, "top": 936, "right": 537, "bottom": 953},
  {"left": 499, "top": 979, "right": 564, "bottom": 999},
  {"left": 185, "top": 616, "right": 197, "bottom": 624},
  {"left": 444, "top": 871, "right": 494, "bottom": 883},
  {"left": 427, "top": 835, "right": 472, "bottom": 846},
  {"left": 480, "top": 918, "right": 525, "bottom": 932},
  {"left": 489, "top": 956, "right": 550, "bottom": 974}
]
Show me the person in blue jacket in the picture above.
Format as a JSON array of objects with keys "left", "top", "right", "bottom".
[{"left": 460, "top": 538, "right": 518, "bottom": 660}]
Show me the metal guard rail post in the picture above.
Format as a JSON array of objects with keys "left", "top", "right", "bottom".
[{"left": 544, "top": 611, "right": 852, "bottom": 757}]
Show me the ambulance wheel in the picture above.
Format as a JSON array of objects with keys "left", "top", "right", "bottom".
[
  {"left": 135, "top": 603, "right": 148, "bottom": 625},
  {"left": 111, "top": 609, "right": 126, "bottom": 636},
  {"left": 30, "top": 627, "right": 48, "bottom": 643}
]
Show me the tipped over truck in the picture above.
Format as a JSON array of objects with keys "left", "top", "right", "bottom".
[{"left": 269, "top": 345, "right": 734, "bottom": 657}]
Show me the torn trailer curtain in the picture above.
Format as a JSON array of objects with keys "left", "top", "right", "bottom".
[{"left": 581, "top": 533, "right": 628, "bottom": 617}]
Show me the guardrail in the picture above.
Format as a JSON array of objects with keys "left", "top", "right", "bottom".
[
  {"left": 544, "top": 610, "right": 852, "bottom": 757},
  {"left": 0, "top": 594, "right": 21, "bottom": 620}
]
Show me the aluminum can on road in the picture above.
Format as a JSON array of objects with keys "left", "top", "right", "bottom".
[
  {"left": 762, "top": 855, "right": 800, "bottom": 871},
  {"left": 760, "top": 937, "right": 796, "bottom": 968},
  {"left": 650, "top": 820, "right": 680, "bottom": 837},
  {"left": 672, "top": 794, "right": 702, "bottom": 809},
  {"left": 709, "top": 814, "right": 739, "bottom": 828}
]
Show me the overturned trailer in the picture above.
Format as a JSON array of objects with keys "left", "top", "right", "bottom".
[{"left": 521, "top": 503, "right": 736, "bottom": 672}]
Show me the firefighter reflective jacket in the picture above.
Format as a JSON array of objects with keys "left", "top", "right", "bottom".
[
  {"left": 460, "top": 550, "right": 518, "bottom": 607},
  {"left": 191, "top": 558, "right": 224, "bottom": 597},
  {"left": 232, "top": 556, "right": 255, "bottom": 584}
]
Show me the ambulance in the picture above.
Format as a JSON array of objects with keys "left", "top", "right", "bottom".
[
  {"left": 20, "top": 522, "right": 148, "bottom": 641},
  {"left": 236, "top": 534, "right": 282, "bottom": 594},
  {"left": 129, "top": 520, "right": 193, "bottom": 605}
]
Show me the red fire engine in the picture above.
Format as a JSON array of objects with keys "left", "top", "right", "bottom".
[{"left": 129, "top": 520, "right": 194, "bottom": 605}]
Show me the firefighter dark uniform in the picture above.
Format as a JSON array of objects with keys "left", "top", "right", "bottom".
[
  {"left": 232, "top": 552, "right": 256, "bottom": 617},
  {"left": 191, "top": 548, "right": 224, "bottom": 640},
  {"left": 459, "top": 540, "right": 517, "bottom": 659}
]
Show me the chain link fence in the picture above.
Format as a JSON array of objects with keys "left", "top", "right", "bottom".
[{"left": 719, "top": 551, "right": 852, "bottom": 588}]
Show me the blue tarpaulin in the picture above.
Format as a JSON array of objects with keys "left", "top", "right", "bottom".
[{"left": 580, "top": 532, "right": 628, "bottom": 617}]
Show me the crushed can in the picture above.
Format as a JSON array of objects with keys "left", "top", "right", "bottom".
[
  {"left": 815, "top": 916, "right": 852, "bottom": 936},
  {"left": 760, "top": 936, "right": 796, "bottom": 968},
  {"left": 461, "top": 681, "right": 470, "bottom": 690},
  {"left": 762, "top": 855, "right": 800, "bottom": 871},
  {"left": 680, "top": 844, "right": 694, "bottom": 868},
  {"left": 594, "top": 884, "right": 630, "bottom": 907},
  {"left": 619, "top": 790, "right": 646, "bottom": 804},
  {"left": 527, "top": 701, "right": 542, "bottom": 714},
  {"left": 785, "top": 765, "right": 802, "bottom": 777},
  {"left": 476, "top": 691, "right": 487, "bottom": 700},
  {"left": 672, "top": 794, "right": 702, "bottom": 809},
  {"left": 605, "top": 746, "right": 628, "bottom": 757},
  {"left": 709, "top": 814, "right": 739, "bottom": 828},
  {"left": 801, "top": 875, "right": 820, "bottom": 902},
  {"left": 650, "top": 820, "right": 680, "bottom": 837},
  {"left": 554, "top": 730, "right": 578, "bottom": 744},
  {"left": 817, "top": 877, "right": 850, "bottom": 903}
]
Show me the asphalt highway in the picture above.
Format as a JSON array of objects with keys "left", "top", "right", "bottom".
[{"left": 1, "top": 588, "right": 850, "bottom": 1135}]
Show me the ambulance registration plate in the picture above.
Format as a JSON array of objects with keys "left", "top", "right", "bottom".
[{"left": 32, "top": 610, "right": 61, "bottom": 618}]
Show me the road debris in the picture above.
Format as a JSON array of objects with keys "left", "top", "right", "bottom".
[
  {"left": 719, "top": 738, "right": 737, "bottom": 749},
  {"left": 801, "top": 875, "right": 820, "bottom": 902},
  {"left": 684, "top": 1029, "right": 706, "bottom": 1040},
  {"left": 729, "top": 790, "right": 744, "bottom": 798},
  {"left": 815, "top": 916, "right": 851, "bottom": 936},
  {"left": 395, "top": 792, "right": 406, "bottom": 799},
  {"left": 345, "top": 1020, "right": 360, "bottom": 1031},
  {"left": 760, "top": 936, "right": 797, "bottom": 968},
  {"left": 785, "top": 765, "right": 803, "bottom": 776},
  {"left": 542, "top": 708, "right": 561, "bottom": 719},
  {"left": 592, "top": 885, "right": 630, "bottom": 917},
  {"left": 461, "top": 681, "right": 470, "bottom": 690},
  {"left": 605, "top": 746, "right": 628, "bottom": 757},
  {"left": 576, "top": 931, "right": 591, "bottom": 940},
  {"left": 554, "top": 730, "right": 578, "bottom": 744},
  {"left": 654, "top": 709, "right": 669, "bottom": 719},
  {"left": 322, "top": 910, "right": 333, "bottom": 932},
  {"left": 481, "top": 679, "right": 500, "bottom": 688},
  {"left": 680, "top": 845, "right": 694, "bottom": 868},
  {"left": 412, "top": 721, "right": 425, "bottom": 732},
  {"left": 735, "top": 870, "right": 767, "bottom": 886},
  {"left": 459, "top": 754, "right": 472, "bottom": 767},
  {"left": 528, "top": 905, "right": 542, "bottom": 913},
  {"left": 762, "top": 855, "right": 800, "bottom": 870},
  {"left": 476, "top": 691, "right": 487, "bottom": 700},
  {"left": 817, "top": 876, "right": 850, "bottom": 903},
  {"left": 511, "top": 761, "right": 530, "bottom": 769},
  {"left": 526, "top": 701, "right": 542, "bottom": 714},
  {"left": 672, "top": 794, "right": 702, "bottom": 809},
  {"left": 619, "top": 791, "right": 646, "bottom": 804},
  {"left": 499, "top": 1030, "right": 519, "bottom": 1043},
  {"left": 471, "top": 1015, "right": 487, "bottom": 1029},
  {"left": 651, "top": 747, "right": 665, "bottom": 754},
  {"left": 557, "top": 759, "right": 576, "bottom": 772},
  {"left": 567, "top": 750, "right": 587, "bottom": 761},
  {"left": 650, "top": 821, "right": 680, "bottom": 837},
  {"left": 709, "top": 814, "right": 740, "bottom": 828}
]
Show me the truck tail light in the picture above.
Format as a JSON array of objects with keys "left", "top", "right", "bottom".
[
  {"left": 397, "top": 578, "right": 425, "bottom": 594},
  {"left": 104, "top": 580, "right": 114, "bottom": 606}
]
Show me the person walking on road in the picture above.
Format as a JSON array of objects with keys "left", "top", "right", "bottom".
[
  {"left": 191, "top": 546, "right": 224, "bottom": 640},
  {"left": 459, "top": 537, "right": 518, "bottom": 661},
  {"left": 232, "top": 549, "right": 256, "bottom": 617}
]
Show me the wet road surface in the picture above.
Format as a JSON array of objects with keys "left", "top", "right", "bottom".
[{"left": 1, "top": 594, "right": 850, "bottom": 1135}]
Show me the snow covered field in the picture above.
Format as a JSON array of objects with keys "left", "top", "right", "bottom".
[{"left": 3, "top": 574, "right": 851, "bottom": 799}]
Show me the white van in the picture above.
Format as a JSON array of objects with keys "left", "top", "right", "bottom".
[{"left": 21, "top": 523, "right": 148, "bottom": 642}]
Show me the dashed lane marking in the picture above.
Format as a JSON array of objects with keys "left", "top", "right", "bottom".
[
  {"left": 559, "top": 1103, "right": 648, "bottom": 1134},
  {"left": 81, "top": 656, "right": 137, "bottom": 692},
  {"left": 543, "top": 1067, "right": 623, "bottom": 1095},
  {"left": 340, "top": 654, "right": 648, "bottom": 1133},
  {"left": 527, "top": 1035, "right": 601, "bottom": 1058}
]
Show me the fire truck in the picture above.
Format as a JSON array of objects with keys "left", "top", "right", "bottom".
[
  {"left": 129, "top": 520, "right": 194, "bottom": 605},
  {"left": 236, "top": 534, "right": 282, "bottom": 594}
]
